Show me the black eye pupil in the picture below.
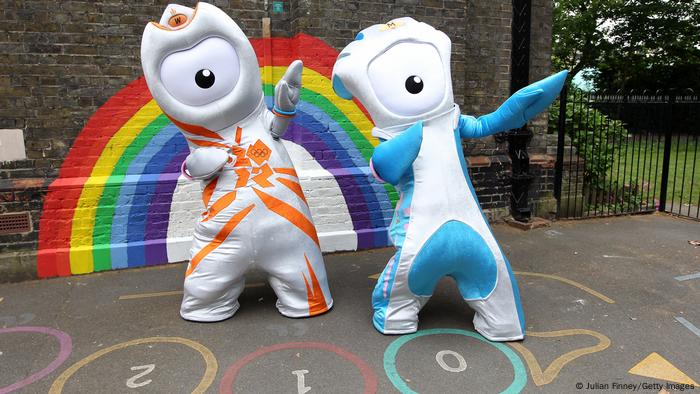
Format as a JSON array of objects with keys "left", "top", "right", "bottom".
[
  {"left": 405, "top": 75, "right": 423, "bottom": 94},
  {"left": 195, "top": 69, "right": 215, "bottom": 89}
]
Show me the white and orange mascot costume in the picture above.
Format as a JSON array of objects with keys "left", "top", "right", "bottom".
[{"left": 141, "top": 2, "right": 332, "bottom": 321}]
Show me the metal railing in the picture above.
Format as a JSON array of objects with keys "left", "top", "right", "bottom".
[{"left": 553, "top": 86, "right": 699, "bottom": 220}]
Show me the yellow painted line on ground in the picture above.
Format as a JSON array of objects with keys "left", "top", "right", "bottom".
[
  {"left": 49, "top": 336, "right": 217, "bottom": 394},
  {"left": 509, "top": 329, "right": 611, "bottom": 386},
  {"left": 514, "top": 271, "right": 615, "bottom": 304},
  {"left": 0, "top": 297, "right": 4, "bottom": 303},
  {"left": 119, "top": 290, "right": 184, "bottom": 300},
  {"left": 118, "top": 283, "right": 266, "bottom": 300},
  {"left": 629, "top": 352, "right": 698, "bottom": 385},
  {"left": 368, "top": 273, "right": 380, "bottom": 280}
]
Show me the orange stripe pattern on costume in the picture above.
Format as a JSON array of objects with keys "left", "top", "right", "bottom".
[
  {"left": 302, "top": 254, "right": 329, "bottom": 315},
  {"left": 231, "top": 146, "right": 252, "bottom": 167},
  {"left": 202, "top": 177, "right": 218, "bottom": 207},
  {"left": 235, "top": 126, "right": 242, "bottom": 144},
  {"left": 202, "top": 191, "right": 237, "bottom": 222},
  {"left": 252, "top": 188, "right": 319, "bottom": 246},
  {"left": 273, "top": 167, "right": 298, "bottom": 177},
  {"left": 252, "top": 164, "right": 274, "bottom": 188},
  {"left": 187, "top": 138, "right": 231, "bottom": 150},
  {"left": 234, "top": 168, "right": 250, "bottom": 189},
  {"left": 186, "top": 204, "right": 255, "bottom": 277},
  {"left": 277, "top": 177, "right": 307, "bottom": 202},
  {"left": 164, "top": 113, "right": 224, "bottom": 141}
]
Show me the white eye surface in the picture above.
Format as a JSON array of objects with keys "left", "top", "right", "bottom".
[
  {"left": 160, "top": 37, "right": 240, "bottom": 106},
  {"left": 368, "top": 42, "right": 446, "bottom": 116}
]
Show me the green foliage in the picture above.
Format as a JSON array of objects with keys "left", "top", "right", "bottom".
[
  {"left": 563, "top": 90, "right": 627, "bottom": 189},
  {"left": 597, "top": 0, "right": 700, "bottom": 91},
  {"left": 552, "top": 0, "right": 619, "bottom": 77},
  {"left": 549, "top": 88, "right": 644, "bottom": 211},
  {"left": 553, "top": 0, "right": 700, "bottom": 92}
]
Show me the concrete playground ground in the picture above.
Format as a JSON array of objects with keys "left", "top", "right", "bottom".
[{"left": 0, "top": 214, "right": 698, "bottom": 393}]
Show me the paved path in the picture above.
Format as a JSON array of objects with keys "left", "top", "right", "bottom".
[{"left": 0, "top": 213, "right": 698, "bottom": 393}]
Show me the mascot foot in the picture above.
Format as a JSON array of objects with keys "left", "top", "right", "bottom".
[
  {"left": 372, "top": 310, "right": 419, "bottom": 335},
  {"left": 180, "top": 301, "right": 240, "bottom": 323},
  {"left": 472, "top": 311, "right": 524, "bottom": 342},
  {"left": 275, "top": 298, "right": 334, "bottom": 319}
]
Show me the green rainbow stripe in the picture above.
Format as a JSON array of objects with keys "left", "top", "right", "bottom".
[{"left": 92, "top": 114, "right": 171, "bottom": 270}]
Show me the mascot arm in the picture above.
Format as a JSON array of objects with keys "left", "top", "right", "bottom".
[
  {"left": 370, "top": 121, "right": 423, "bottom": 185},
  {"left": 458, "top": 70, "right": 568, "bottom": 138},
  {"left": 269, "top": 60, "right": 303, "bottom": 139},
  {"left": 182, "top": 147, "right": 229, "bottom": 180}
]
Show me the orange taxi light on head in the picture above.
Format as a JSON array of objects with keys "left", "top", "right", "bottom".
[{"left": 168, "top": 8, "right": 189, "bottom": 29}]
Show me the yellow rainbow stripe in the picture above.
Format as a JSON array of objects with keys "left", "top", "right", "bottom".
[{"left": 69, "top": 101, "right": 163, "bottom": 274}]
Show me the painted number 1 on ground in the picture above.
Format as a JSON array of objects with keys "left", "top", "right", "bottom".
[{"left": 292, "top": 369, "right": 311, "bottom": 393}]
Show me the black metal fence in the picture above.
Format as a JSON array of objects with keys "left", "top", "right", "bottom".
[{"left": 553, "top": 86, "right": 700, "bottom": 220}]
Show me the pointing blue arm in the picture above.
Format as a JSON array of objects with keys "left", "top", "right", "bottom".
[
  {"left": 459, "top": 70, "right": 568, "bottom": 138},
  {"left": 370, "top": 121, "right": 423, "bottom": 185}
]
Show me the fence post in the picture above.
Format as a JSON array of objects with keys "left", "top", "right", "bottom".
[
  {"left": 658, "top": 94, "right": 674, "bottom": 212},
  {"left": 554, "top": 84, "right": 568, "bottom": 216}
]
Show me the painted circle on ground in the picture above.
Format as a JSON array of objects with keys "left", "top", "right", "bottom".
[
  {"left": 48, "top": 336, "right": 217, "bottom": 394},
  {"left": 219, "top": 341, "right": 378, "bottom": 394},
  {"left": 0, "top": 326, "right": 72, "bottom": 394},
  {"left": 384, "top": 328, "right": 527, "bottom": 394}
]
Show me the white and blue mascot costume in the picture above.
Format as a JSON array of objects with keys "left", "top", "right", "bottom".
[
  {"left": 141, "top": 3, "right": 332, "bottom": 322},
  {"left": 332, "top": 18, "right": 566, "bottom": 339}
]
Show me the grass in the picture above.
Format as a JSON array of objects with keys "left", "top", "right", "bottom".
[{"left": 608, "top": 134, "right": 700, "bottom": 212}]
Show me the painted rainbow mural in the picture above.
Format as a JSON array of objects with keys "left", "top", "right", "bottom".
[{"left": 37, "top": 34, "right": 396, "bottom": 278}]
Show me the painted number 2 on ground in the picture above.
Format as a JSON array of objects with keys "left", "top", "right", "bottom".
[{"left": 126, "top": 364, "right": 155, "bottom": 388}]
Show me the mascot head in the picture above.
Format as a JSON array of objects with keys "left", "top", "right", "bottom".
[
  {"left": 331, "top": 17, "right": 454, "bottom": 132},
  {"left": 140, "top": 2, "right": 262, "bottom": 132}
]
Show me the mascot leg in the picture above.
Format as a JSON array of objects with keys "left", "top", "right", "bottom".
[
  {"left": 465, "top": 254, "right": 525, "bottom": 341},
  {"left": 260, "top": 245, "right": 332, "bottom": 318},
  {"left": 373, "top": 251, "right": 429, "bottom": 334},
  {"left": 454, "top": 222, "right": 525, "bottom": 342},
  {"left": 398, "top": 220, "right": 524, "bottom": 340},
  {"left": 180, "top": 205, "right": 254, "bottom": 322}
]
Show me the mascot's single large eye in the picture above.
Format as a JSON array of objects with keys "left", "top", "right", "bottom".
[
  {"left": 405, "top": 76, "right": 423, "bottom": 94},
  {"left": 195, "top": 69, "right": 215, "bottom": 89},
  {"left": 160, "top": 37, "right": 240, "bottom": 106},
  {"left": 368, "top": 42, "right": 446, "bottom": 116}
]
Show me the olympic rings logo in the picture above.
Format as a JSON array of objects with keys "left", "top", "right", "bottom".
[{"left": 248, "top": 148, "right": 270, "bottom": 158}]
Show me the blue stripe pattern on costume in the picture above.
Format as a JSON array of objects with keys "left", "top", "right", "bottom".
[
  {"left": 452, "top": 129, "right": 525, "bottom": 332},
  {"left": 372, "top": 171, "right": 415, "bottom": 331}
]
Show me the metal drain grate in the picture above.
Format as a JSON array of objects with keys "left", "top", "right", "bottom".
[{"left": 0, "top": 212, "right": 32, "bottom": 235}]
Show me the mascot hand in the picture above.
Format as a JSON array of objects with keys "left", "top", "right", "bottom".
[
  {"left": 183, "top": 147, "right": 229, "bottom": 180},
  {"left": 459, "top": 70, "right": 568, "bottom": 138},
  {"left": 271, "top": 60, "right": 303, "bottom": 138},
  {"left": 370, "top": 121, "right": 423, "bottom": 185},
  {"left": 507, "top": 69, "right": 568, "bottom": 124}
]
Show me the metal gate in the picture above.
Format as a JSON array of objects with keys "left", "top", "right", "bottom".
[{"left": 553, "top": 86, "right": 700, "bottom": 220}]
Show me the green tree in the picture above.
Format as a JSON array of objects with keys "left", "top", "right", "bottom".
[
  {"left": 595, "top": 0, "right": 700, "bottom": 91},
  {"left": 552, "top": 0, "right": 619, "bottom": 80},
  {"left": 553, "top": 0, "right": 700, "bottom": 91}
]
